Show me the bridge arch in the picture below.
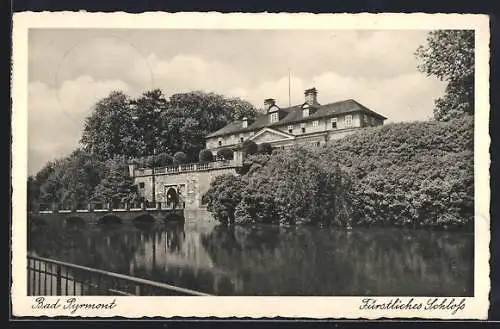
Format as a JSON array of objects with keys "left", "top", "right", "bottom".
[
  {"left": 65, "top": 216, "right": 86, "bottom": 229},
  {"left": 133, "top": 214, "right": 155, "bottom": 223},
  {"left": 98, "top": 215, "right": 123, "bottom": 225},
  {"left": 29, "top": 216, "right": 48, "bottom": 226}
]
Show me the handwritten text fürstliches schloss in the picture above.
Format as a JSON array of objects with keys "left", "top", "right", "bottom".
[
  {"left": 359, "top": 297, "right": 466, "bottom": 315},
  {"left": 32, "top": 297, "right": 117, "bottom": 314}
]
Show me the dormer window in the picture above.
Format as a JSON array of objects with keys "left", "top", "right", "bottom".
[
  {"left": 242, "top": 119, "right": 248, "bottom": 128},
  {"left": 270, "top": 111, "right": 279, "bottom": 123},
  {"left": 302, "top": 104, "right": 310, "bottom": 118}
]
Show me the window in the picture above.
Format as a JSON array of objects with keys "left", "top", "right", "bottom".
[
  {"left": 371, "top": 117, "right": 376, "bottom": 126},
  {"left": 312, "top": 120, "right": 319, "bottom": 128},
  {"left": 240, "top": 136, "right": 244, "bottom": 143},
  {"left": 345, "top": 115, "right": 353, "bottom": 127},
  {"left": 303, "top": 108, "right": 309, "bottom": 117},
  {"left": 316, "top": 141, "right": 321, "bottom": 147},
  {"left": 363, "top": 114, "right": 369, "bottom": 126},
  {"left": 242, "top": 120, "right": 248, "bottom": 128},
  {"left": 269, "top": 112, "right": 279, "bottom": 123},
  {"left": 139, "top": 182, "right": 145, "bottom": 189},
  {"left": 331, "top": 117, "right": 337, "bottom": 129},
  {"left": 288, "top": 125, "right": 293, "bottom": 133},
  {"left": 218, "top": 139, "right": 223, "bottom": 146}
]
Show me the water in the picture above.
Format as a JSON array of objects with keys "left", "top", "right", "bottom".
[{"left": 28, "top": 213, "right": 474, "bottom": 296}]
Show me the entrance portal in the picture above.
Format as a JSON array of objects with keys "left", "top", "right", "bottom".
[{"left": 166, "top": 187, "right": 179, "bottom": 209}]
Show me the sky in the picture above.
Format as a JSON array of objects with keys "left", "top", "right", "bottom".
[{"left": 28, "top": 29, "right": 446, "bottom": 175}]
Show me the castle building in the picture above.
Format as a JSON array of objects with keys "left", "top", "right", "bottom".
[
  {"left": 131, "top": 87, "right": 387, "bottom": 209},
  {"left": 205, "top": 87, "right": 387, "bottom": 153}
]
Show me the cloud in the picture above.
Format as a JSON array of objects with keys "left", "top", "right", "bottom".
[
  {"left": 27, "top": 29, "right": 446, "bottom": 175},
  {"left": 28, "top": 76, "right": 131, "bottom": 174},
  {"left": 144, "top": 52, "right": 445, "bottom": 122}
]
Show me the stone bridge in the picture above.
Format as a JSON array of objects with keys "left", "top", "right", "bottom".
[{"left": 29, "top": 207, "right": 185, "bottom": 228}]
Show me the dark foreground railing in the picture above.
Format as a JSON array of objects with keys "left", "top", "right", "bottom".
[{"left": 27, "top": 254, "right": 211, "bottom": 296}]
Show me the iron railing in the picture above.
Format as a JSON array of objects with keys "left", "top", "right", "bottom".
[{"left": 27, "top": 254, "right": 211, "bottom": 296}]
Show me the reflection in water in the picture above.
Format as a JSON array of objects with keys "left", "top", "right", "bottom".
[{"left": 28, "top": 217, "right": 473, "bottom": 296}]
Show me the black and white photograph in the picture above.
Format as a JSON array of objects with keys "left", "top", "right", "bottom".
[{"left": 11, "top": 12, "right": 490, "bottom": 319}]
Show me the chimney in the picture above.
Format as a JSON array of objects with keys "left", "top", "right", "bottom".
[
  {"left": 304, "top": 88, "right": 318, "bottom": 105},
  {"left": 264, "top": 98, "right": 276, "bottom": 111}
]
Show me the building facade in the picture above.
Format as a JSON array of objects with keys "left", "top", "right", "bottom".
[
  {"left": 205, "top": 87, "right": 387, "bottom": 153},
  {"left": 130, "top": 87, "right": 387, "bottom": 209}
]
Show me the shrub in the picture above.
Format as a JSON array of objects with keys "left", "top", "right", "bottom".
[
  {"left": 204, "top": 147, "right": 353, "bottom": 226},
  {"left": 155, "top": 152, "right": 173, "bottom": 166},
  {"left": 143, "top": 152, "right": 173, "bottom": 167},
  {"left": 173, "top": 151, "right": 188, "bottom": 165},
  {"left": 318, "top": 115, "right": 474, "bottom": 228},
  {"left": 199, "top": 149, "right": 214, "bottom": 163},
  {"left": 205, "top": 117, "right": 474, "bottom": 229},
  {"left": 241, "top": 140, "right": 258, "bottom": 156},
  {"left": 257, "top": 142, "right": 273, "bottom": 155},
  {"left": 203, "top": 174, "right": 246, "bottom": 224},
  {"left": 217, "top": 148, "right": 234, "bottom": 160}
]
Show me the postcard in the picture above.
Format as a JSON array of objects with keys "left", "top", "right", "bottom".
[{"left": 11, "top": 12, "right": 490, "bottom": 319}]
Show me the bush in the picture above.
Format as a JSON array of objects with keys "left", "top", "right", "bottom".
[
  {"left": 217, "top": 148, "right": 234, "bottom": 160},
  {"left": 173, "top": 151, "right": 188, "bottom": 165},
  {"left": 155, "top": 152, "right": 173, "bottom": 166},
  {"left": 241, "top": 140, "right": 258, "bottom": 156},
  {"left": 143, "top": 152, "right": 173, "bottom": 167},
  {"left": 204, "top": 116, "right": 474, "bottom": 229},
  {"left": 199, "top": 149, "right": 214, "bottom": 163},
  {"left": 257, "top": 142, "right": 273, "bottom": 155},
  {"left": 204, "top": 147, "right": 353, "bottom": 226},
  {"left": 203, "top": 174, "right": 246, "bottom": 224},
  {"left": 318, "top": 116, "right": 474, "bottom": 228}
]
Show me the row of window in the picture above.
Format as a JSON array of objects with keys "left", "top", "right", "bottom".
[
  {"left": 286, "top": 115, "right": 352, "bottom": 133},
  {"left": 215, "top": 115, "right": 355, "bottom": 147}
]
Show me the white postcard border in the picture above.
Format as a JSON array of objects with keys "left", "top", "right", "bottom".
[{"left": 11, "top": 12, "right": 491, "bottom": 319}]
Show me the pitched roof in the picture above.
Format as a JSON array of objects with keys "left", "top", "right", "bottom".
[{"left": 206, "top": 99, "right": 387, "bottom": 138}]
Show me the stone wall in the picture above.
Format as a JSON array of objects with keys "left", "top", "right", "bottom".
[{"left": 133, "top": 167, "right": 239, "bottom": 209}]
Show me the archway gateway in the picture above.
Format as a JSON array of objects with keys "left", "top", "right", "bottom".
[{"left": 166, "top": 187, "right": 179, "bottom": 209}]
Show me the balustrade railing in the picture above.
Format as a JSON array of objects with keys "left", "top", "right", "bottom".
[
  {"left": 33, "top": 201, "right": 185, "bottom": 214},
  {"left": 133, "top": 159, "right": 241, "bottom": 177},
  {"left": 27, "top": 254, "right": 210, "bottom": 296}
]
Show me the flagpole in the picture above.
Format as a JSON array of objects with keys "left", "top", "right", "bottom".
[{"left": 288, "top": 69, "right": 291, "bottom": 107}]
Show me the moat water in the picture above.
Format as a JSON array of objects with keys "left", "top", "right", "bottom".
[{"left": 28, "top": 211, "right": 474, "bottom": 296}]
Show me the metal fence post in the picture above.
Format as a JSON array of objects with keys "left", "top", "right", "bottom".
[{"left": 56, "top": 264, "right": 62, "bottom": 295}]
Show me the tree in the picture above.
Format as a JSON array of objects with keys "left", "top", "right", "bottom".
[
  {"left": 241, "top": 140, "right": 258, "bottom": 156},
  {"left": 257, "top": 142, "right": 273, "bottom": 155},
  {"left": 202, "top": 174, "right": 246, "bottom": 224},
  {"left": 217, "top": 148, "right": 234, "bottom": 160},
  {"left": 162, "top": 91, "right": 258, "bottom": 161},
  {"left": 92, "top": 157, "right": 139, "bottom": 207},
  {"left": 415, "top": 30, "right": 474, "bottom": 121},
  {"left": 130, "top": 89, "right": 168, "bottom": 156},
  {"left": 173, "top": 151, "right": 188, "bottom": 165},
  {"left": 80, "top": 91, "right": 140, "bottom": 159},
  {"left": 199, "top": 149, "right": 214, "bottom": 163},
  {"left": 35, "top": 150, "right": 106, "bottom": 207}
]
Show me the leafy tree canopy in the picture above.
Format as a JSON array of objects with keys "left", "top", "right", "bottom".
[{"left": 415, "top": 30, "right": 474, "bottom": 121}]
